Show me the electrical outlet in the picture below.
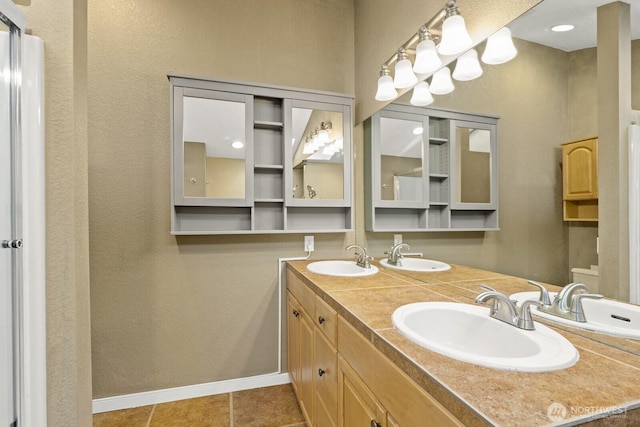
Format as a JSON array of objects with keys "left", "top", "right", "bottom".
[
  {"left": 394, "top": 234, "right": 403, "bottom": 245},
  {"left": 305, "top": 235, "right": 315, "bottom": 252}
]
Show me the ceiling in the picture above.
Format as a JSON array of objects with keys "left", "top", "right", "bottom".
[{"left": 509, "top": 0, "right": 639, "bottom": 52}]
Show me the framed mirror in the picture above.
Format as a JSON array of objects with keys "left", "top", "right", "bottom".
[
  {"left": 284, "top": 99, "right": 352, "bottom": 207},
  {"left": 371, "top": 109, "right": 428, "bottom": 208},
  {"left": 450, "top": 120, "right": 497, "bottom": 210},
  {"left": 172, "top": 87, "right": 253, "bottom": 206}
]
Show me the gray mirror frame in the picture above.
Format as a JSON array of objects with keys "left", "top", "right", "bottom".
[
  {"left": 449, "top": 119, "right": 498, "bottom": 210},
  {"left": 172, "top": 86, "right": 254, "bottom": 207}
]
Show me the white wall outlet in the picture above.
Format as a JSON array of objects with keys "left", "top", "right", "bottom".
[
  {"left": 305, "top": 235, "right": 315, "bottom": 252},
  {"left": 394, "top": 234, "right": 403, "bottom": 245}
]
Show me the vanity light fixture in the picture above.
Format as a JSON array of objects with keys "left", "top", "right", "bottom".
[
  {"left": 481, "top": 27, "right": 517, "bottom": 65},
  {"left": 437, "top": 1, "right": 473, "bottom": 56},
  {"left": 413, "top": 27, "right": 442, "bottom": 74},
  {"left": 375, "top": 66, "right": 398, "bottom": 101},
  {"left": 452, "top": 48, "right": 483, "bottom": 81},
  {"left": 393, "top": 49, "right": 418, "bottom": 89},
  {"left": 410, "top": 81, "right": 434, "bottom": 106},
  {"left": 231, "top": 140, "right": 244, "bottom": 149},
  {"left": 429, "top": 67, "right": 455, "bottom": 95}
]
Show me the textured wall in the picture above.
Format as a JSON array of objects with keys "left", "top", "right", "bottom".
[
  {"left": 88, "top": 0, "right": 355, "bottom": 398},
  {"left": 19, "top": 0, "right": 93, "bottom": 425}
]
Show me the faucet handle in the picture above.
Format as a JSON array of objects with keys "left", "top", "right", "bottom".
[
  {"left": 570, "top": 293, "right": 603, "bottom": 322},
  {"left": 479, "top": 284, "right": 496, "bottom": 292},
  {"left": 527, "top": 280, "right": 552, "bottom": 306},
  {"left": 517, "top": 300, "right": 542, "bottom": 330}
]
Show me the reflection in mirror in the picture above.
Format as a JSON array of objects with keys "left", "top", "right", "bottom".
[
  {"left": 380, "top": 117, "right": 423, "bottom": 202},
  {"left": 291, "top": 108, "right": 344, "bottom": 199},
  {"left": 182, "top": 96, "right": 246, "bottom": 199},
  {"left": 455, "top": 127, "right": 491, "bottom": 204}
]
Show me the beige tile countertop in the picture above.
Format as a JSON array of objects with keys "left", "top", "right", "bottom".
[{"left": 286, "top": 259, "right": 640, "bottom": 427}]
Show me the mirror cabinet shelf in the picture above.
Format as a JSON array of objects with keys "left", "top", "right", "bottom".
[
  {"left": 169, "top": 74, "right": 353, "bottom": 235},
  {"left": 365, "top": 104, "right": 499, "bottom": 232}
]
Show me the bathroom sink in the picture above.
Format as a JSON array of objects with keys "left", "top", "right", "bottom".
[
  {"left": 511, "top": 292, "right": 640, "bottom": 339},
  {"left": 307, "top": 260, "right": 378, "bottom": 277},
  {"left": 392, "top": 302, "right": 578, "bottom": 372},
  {"left": 380, "top": 258, "right": 451, "bottom": 272}
]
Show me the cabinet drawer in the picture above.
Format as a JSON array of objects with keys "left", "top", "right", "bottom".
[
  {"left": 338, "top": 317, "right": 463, "bottom": 427},
  {"left": 315, "top": 295, "right": 337, "bottom": 347},
  {"left": 287, "top": 268, "right": 316, "bottom": 314}
]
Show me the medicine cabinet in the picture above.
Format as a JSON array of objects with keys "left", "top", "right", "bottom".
[
  {"left": 365, "top": 104, "right": 498, "bottom": 232},
  {"left": 169, "top": 74, "right": 353, "bottom": 235}
]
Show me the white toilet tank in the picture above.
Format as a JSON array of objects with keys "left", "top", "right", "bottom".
[{"left": 571, "top": 266, "right": 599, "bottom": 293}]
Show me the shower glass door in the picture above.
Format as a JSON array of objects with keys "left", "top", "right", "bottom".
[{"left": 0, "top": 11, "right": 20, "bottom": 426}]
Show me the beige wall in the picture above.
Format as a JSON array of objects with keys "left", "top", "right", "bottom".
[
  {"left": 88, "top": 0, "right": 356, "bottom": 398},
  {"left": 18, "top": 0, "right": 93, "bottom": 425}
]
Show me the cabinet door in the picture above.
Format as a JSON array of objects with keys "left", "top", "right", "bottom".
[
  {"left": 315, "top": 330, "right": 338, "bottom": 426},
  {"left": 287, "top": 293, "right": 301, "bottom": 393},
  {"left": 338, "top": 357, "right": 386, "bottom": 427},
  {"left": 299, "top": 309, "right": 315, "bottom": 424},
  {"left": 563, "top": 138, "right": 598, "bottom": 200},
  {"left": 287, "top": 291, "right": 313, "bottom": 424}
]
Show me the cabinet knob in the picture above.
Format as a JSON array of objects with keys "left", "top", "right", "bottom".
[
  {"left": 292, "top": 309, "right": 300, "bottom": 318},
  {"left": 318, "top": 368, "right": 326, "bottom": 377},
  {"left": 318, "top": 316, "right": 325, "bottom": 324},
  {"left": 370, "top": 420, "right": 381, "bottom": 427}
]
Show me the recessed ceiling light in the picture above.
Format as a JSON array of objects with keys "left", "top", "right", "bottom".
[
  {"left": 231, "top": 140, "right": 244, "bottom": 149},
  {"left": 551, "top": 24, "right": 575, "bottom": 32}
]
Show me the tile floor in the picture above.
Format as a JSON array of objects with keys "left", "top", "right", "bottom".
[{"left": 92, "top": 384, "right": 306, "bottom": 427}]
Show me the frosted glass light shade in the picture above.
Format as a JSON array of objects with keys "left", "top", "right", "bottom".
[
  {"left": 410, "top": 82, "right": 434, "bottom": 106},
  {"left": 375, "top": 75, "right": 398, "bottom": 101},
  {"left": 452, "top": 49, "right": 483, "bottom": 81},
  {"left": 481, "top": 27, "right": 518, "bottom": 65},
  {"left": 438, "top": 14, "right": 473, "bottom": 56},
  {"left": 429, "top": 67, "right": 455, "bottom": 95},
  {"left": 394, "top": 58, "right": 418, "bottom": 88},
  {"left": 413, "top": 39, "right": 442, "bottom": 74}
]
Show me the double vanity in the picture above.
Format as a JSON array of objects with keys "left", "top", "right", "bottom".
[{"left": 286, "top": 257, "right": 640, "bottom": 426}]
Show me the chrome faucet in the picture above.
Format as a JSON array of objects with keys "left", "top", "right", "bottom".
[
  {"left": 385, "top": 243, "right": 410, "bottom": 266},
  {"left": 534, "top": 282, "right": 603, "bottom": 323},
  {"left": 346, "top": 244, "right": 373, "bottom": 269},
  {"left": 475, "top": 288, "right": 542, "bottom": 330}
]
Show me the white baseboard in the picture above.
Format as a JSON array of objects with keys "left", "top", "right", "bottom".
[{"left": 92, "top": 372, "right": 291, "bottom": 414}]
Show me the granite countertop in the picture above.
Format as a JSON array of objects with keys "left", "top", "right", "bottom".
[{"left": 287, "top": 259, "right": 640, "bottom": 427}]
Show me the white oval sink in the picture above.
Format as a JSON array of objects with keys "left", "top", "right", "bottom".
[
  {"left": 307, "top": 260, "right": 379, "bottom": 277},
  {"left": 511, "top": 291, "right": 640, "bottom": 339},
  {"left": 392, "top": 302, "right": 578, "bottom": 372},
  {"left": 380, "top": 258, "right": 451, "bottom": 272}
]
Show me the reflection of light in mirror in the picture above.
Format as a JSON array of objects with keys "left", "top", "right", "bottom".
[
  {"left": 430, "top": 67, "right": 455, "bottom": 95},
  {"left": 231, "top": 140, "right": 244, "bottom": 149},
  {"left": 452, "top": 49, "right": 483, "bottom": 81},
  {"left": 413, "top": 127, "right": 424, "bottom": 135},
  {"left": 481, "top": 27, "right": 517, "bottom": 65}
]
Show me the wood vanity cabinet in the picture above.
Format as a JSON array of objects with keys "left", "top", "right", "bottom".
[
  {"left": 287, "top": 269, "right": 462, "bottom": 427},
  {"left": 562, "top": 137, "right": 598, "bottom": 221},
  {"left": 287, "top": 270, "right": 339, "bottom": 426}
]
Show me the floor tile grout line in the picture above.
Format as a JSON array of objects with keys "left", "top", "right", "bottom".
[{"left": 145, "top": 404, "right": 156, "bottom": 427}]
